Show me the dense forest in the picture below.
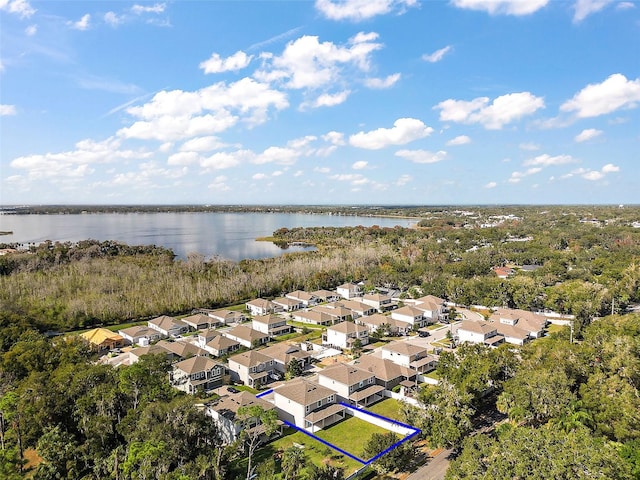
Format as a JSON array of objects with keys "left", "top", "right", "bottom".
[{"left": 0, "top": 205, "right": 639, "bottom": 478}]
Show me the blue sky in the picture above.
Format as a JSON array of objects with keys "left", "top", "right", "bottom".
[{"left": 1, "top": 0, "right": 639, "bottom": 205}]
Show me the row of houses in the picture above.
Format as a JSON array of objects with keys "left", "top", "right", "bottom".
[
  {"left": 456, "top": 308, "right": 549, "bottom": 347},
  {"left": 206, "top": 337, "right": 438, "bottom": 441}
]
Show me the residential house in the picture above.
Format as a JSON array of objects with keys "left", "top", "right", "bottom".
[
  {"left": 311, "top": 304, "right": 353, "bottom": 323},
  {"left": 228, "top": 350, "right": 276, "bottom": 388},
  {"left": 205, "top": 391, "right": 280, "bottom": 444},
  {"left": 147, "top": 315, "right": 189, "bottom": 337},
  {"left": 203, "top": 309, "right": 246, "bottom": 325},
  {"left": 391, "top": 305, "right": 425, "bottom": 328},
  {"left": 286, "top": 290, "right": 320, "bottom": 307},
  {"left": 223, "top": 325, "right": 270, "bottom": 349},
  {"left": 156, "top": 340, "right": 209, "bottom": 361},
  {"left": 246, "top": 298, "right": 280, "bottom": 316},
  {"left": 311, "top": 290, "right": 341, "bottom": 303},
  {"left": 128, "top": 344, "right": 172, "bottom": 364},
  {"left": 80, "top": 328, "right": 125, "bottom": 351},
  {"left": 118, "top": 325, "right": 163, "bottom": 346},
  {"left": 292, "top": 310, "right": 333, "bottom": 326},
  {"left": 323, "top": 322, "right": 369, "bottom": 349},
  {"left": 492, "top": 308, "right": 547, "bottom": 338},
  {"left": 457, "top": 320, "right": 504, "bottom": 347},
  {"left": 272, "top": 297, "right": 303, "bottom": 312},
  {"left": 180, "top": 313, "right": 214, "bottom": 331},
  {"left": 204, "top": 334, "right": 241, "bottom": 357},
  {"left": 336, "top": 300, "right": 376, "bottom": 319},
  {"left": 355, "top": 355, "right": 416, "bottom": 390},
  {"left": 493, "top": 266, "right": 515, "bottom": 279},
  {"left": 317, "top": 363, "right": 384, "bottom": 407},
  {"left": 381, "top": 341, "right": 437, "bottom": 373},
  {"left": 495, "top": 323, "right": 530, "bottom": 346},
  {"left": 170, "top": 356, "right": 225, "bottom": 394},
  {"left": 251, "top": 314, "right": 293, "bottom": 337},
  {"left": 259, "top": 342, "right": 312, "bottom": 374},
  {"left": 336, "top": 282, "right": 362, "bottom": 299},
  {"left": 272, "top": 378, "right": 345, "bottom": 432},
  {"left": 357, "top": 313, "right": 411, "bottom": 335},
  {"left": 362, "top": 293, "right": 393, "bottom": 312},
  {"left": 411, "top": 295, "right": 448, "bottom": 324}
]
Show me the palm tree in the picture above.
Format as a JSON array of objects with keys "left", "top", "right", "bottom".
[{"left": 281, "top": 446, "right": 307, "bottom": 480}]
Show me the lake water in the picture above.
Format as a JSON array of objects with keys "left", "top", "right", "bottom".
[{"left": 0, "top": 212, "right": 412, "bottom": 261}]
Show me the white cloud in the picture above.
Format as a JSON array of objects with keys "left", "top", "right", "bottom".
[
  {"left": 574, "top": 128, "right": 603, "bottom": 142},
  {"left": 616, "top": 1, "right": 635, "bottom": 9},
  {"left": 582, "top": 170, "right": 604, "bottom": 180},
  {"left": 252, "top": 173, "right": 268, "bottom": 180},
  {"left": 303, "top": 90, "right": 350, "bottom": 109},
  {"left": 508, "top": 167, "right": 542, "bottom": 183},
  {"left": 352, "top": 161, "right": 368, "bottom": 170},
  {"left": 523, "top": 154, "right": 576, "bottom": 167},
  {"left": 315, "top": 0, "right": 418, "bottom": 21},
  {"left": 208, "top": 175, "right": 231, "bottom": 192},
  {"left": 25, "top": 24, "right": 37, "bottom": 36},
  {"left": 68, "top": 14, "right": 91, "bottom": 31},
  {"left": 560, "top": 74, "right": 640, "bottom": 118},
  {"left": 254, "top": 32, "right": 383, "bottom": 91},
  {"left": 322, "top": 131, "right": 346, "bottom": 145},
  {"left": 451, "top": 0, "right": 549, "bottom": 15},
  {"left": 330, "top": 173, "right": 370, "bottom": 186},
  {"left": 573, "top": 0, "right": 614, "bottom": 22},
  {"left": 167, "top": 151, "right": 200, "bottom": 166},
  {"left": 446, "top": 135, "right": 471, "bottom": 146},
  {"left": 180, "top": 136, "right": 226, "bottom": 152},
  {"left": 0, "top": 104, "right": 17, "bottom": 116},
  {"left": 396, "top": 174, "right": 412, "bottom": 186},
  {"left": 395, "top": 149, "right": 447, "bottom": 164},
  {"left": 10, "top": 137, "right": 151, "bottom": 180},
  {"left": 293, "top": 170, "right": 304, "bottom": 177},
  {"left": 519, "top": 142, "right": 540, "bottom": 151},
  {"left": 435, "top": 92, "right": 544, "bottom": 129},
  {"left": 350, "top": 118, "right": 433, "bottom": 150},
  {"left": 314, "top": 167, "right": 331, "bottom": 173},
  {"left": 131, "top": 3, "right": 166, "bottom": 14},
  {"left": 0, "top": 0, "right": 36, "bottom": 18},
  {"left": 364, "top": 73, "right": 401, "bottom": 89},
  {"left": 104, "top": 11, "right": 124, "bottom": 26},
  {"left": 118, "top": 78, "right": 288, "bottom": 141},
  {"left": 485, "top": 181, "right": 497, "bottom": 188},
  {"left": 422, "top": 46, "right": 452, "bottom": 63},
  {"left": 200, "top": 51, "right": 253, "bottom": 74},
  {"left": 200, "top": 151, "right": 248, "bottom": 170},
  {"left": 602, "top": 163, "right": 619, "bottom": 173}
]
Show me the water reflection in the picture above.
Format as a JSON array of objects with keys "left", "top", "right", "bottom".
[{"left": 0, "top": 212, "right": 408, "bottom": 261}]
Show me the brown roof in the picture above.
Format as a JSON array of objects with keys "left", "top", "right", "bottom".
[
  {"left": 207, "top": 335, "right": 240, "bottom": 351},
  {"left": 228, "top": 350, "right": 272, "bottom": 368},
  {"left": 120, "top": 325, "right": 160, "bottom": 338},
  {"left": 312, "top": 305, "right": 352, "bottom": 318},
  {"left": 495, "top": 323, "right": 530, "bottom": 340},
  {"left": 459, "top": 320, "right": 497, "bottom": 335},
  {"left": 337, "top": 300, "right": 372, "bottom": 312},
  {"left": 130, "top": 344, "right": 171, "bottom": 358},
  {"left": 295, "top": 310, "right": 333, "bottom": 324},
  {"left": 149, "top": 315, "right": 185, "bottom": 331},
  {"left": 319, "top": 363, "right": 374, "bottom": 386},
  {"left": 211, "top": 391, "right": 274, "bottom": 419},
  {"left": 305, "top": 403, "right": 346, "bottom": 423},
  {"left": 174, "top": 356, "right": 220, "bottom": 375},
  {"left": 253, "top": 314, "right": 285, "bottom": 325},
  {"left": 181, "top": 313, "right": 213, "bottom": 327},
  {"left": 363, "top": 293, "right": 391, "bottom": 302},
  {"left": 359, "top": 313, "right": 392, "bottom": 327},
  {"left": 393, "top": 305, "right": 424, "bottom": 317},
  {"left": 274, "top": 378, "right": 335, "bottom": 406},
  {"left": 273, "top": 297, "right": 302, "bottom": 307},
  {"left": 328, "top": 322, "right": 368, "bottom": 335},
  {"left": 226, "top": 325, "right": 269, "bottom": 343},
  {"left": 246, "top": 298, "right": 274, "bottom": 309},
  {"left": 349, "top": 384, "right": 385, "bottom": 402},
  {"left": 311, "top": 289, "right": 338, "bottom": 300},
  {"left": 286, "top": 290, "right": 317, "bottom": 302},
  {"left": 356, "top": 355, "right": 410, "bottom": 381},
  {"left": 259, "top": 342, "right": 311, "bottom": 364},
  {"left": 207, "top": 309, "right": 245, "bottom": 322},
  {"left": 157, "top": 340, "right": 208, "bottom": 358},
  {"left": 383, "top": 341, "right": 427, "bottom": 357}
]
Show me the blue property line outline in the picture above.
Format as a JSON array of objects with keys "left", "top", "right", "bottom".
[
  {"left": 256, "top": 389, "right": 273, "bottom": 398},
  {"left": 277, "top": 401, "right": 421, "bottom": 466}
]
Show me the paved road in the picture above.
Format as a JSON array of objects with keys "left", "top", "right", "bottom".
[{"left": 406, "top": 448, "right": 454, "bottom": 480}]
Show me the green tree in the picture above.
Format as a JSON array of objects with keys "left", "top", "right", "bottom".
[
  {"left": 121, "top": 440, "right": 170, "bottom": 480},
  {"left": 281, "top": 446, "right": 307, "bottom": 480},
  {"left": 34, "top": 425, "right": 81, "bottom": 480},
  {"left": 306, "top": 464, "right": 344, "bottom": 480},
  {"left": 361, "top": 432, "right": 412, "bottom": 475},
  {"left": 285, "top": 358, "right": 303, "bottom": 380},
  {"left": 236, "top": 405, "right": 279, "bottom": 480}
]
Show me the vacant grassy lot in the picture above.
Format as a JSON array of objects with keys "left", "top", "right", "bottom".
[
  {"left": 314, "top": 416, "right": 391, "bottom": 460},
  {"left": 365, "top": 398, "right": 404, "bottom": 421}
]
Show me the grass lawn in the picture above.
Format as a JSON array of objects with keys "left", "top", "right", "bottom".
[
  {"left": 234, "top": 384, "right": 259, "bottom": 394},
  {"left": 426, "top": 323, "right": 442, "bottom": 330},
  {"left": 288, "top": 320, "right": 326, "bottom": 330},
  {"left": 314, "top": 416, "right": 391, "bottom": 459},
  {"left": 233, "top": 427, "right": 363, "bottom": 479},
  {"left": 424, "top": 370, "right": 440, "bottom": 380},
  {"left": 365, "top": 398, "right": 404, "bottom": 421},
  {"left": 546, "top": 324, "right": 567, "bottom": 334}
]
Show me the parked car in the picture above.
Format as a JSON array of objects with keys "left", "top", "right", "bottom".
[{"left": 227, "top": 386, "right": 239, "bottom": 393}]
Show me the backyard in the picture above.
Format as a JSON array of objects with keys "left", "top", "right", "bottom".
[
  {"left": 365, "top": 398, "right": 405, "bottom": 422},
  {"left": 313, "top": 415, "right": 395, "bottom": 460}
]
